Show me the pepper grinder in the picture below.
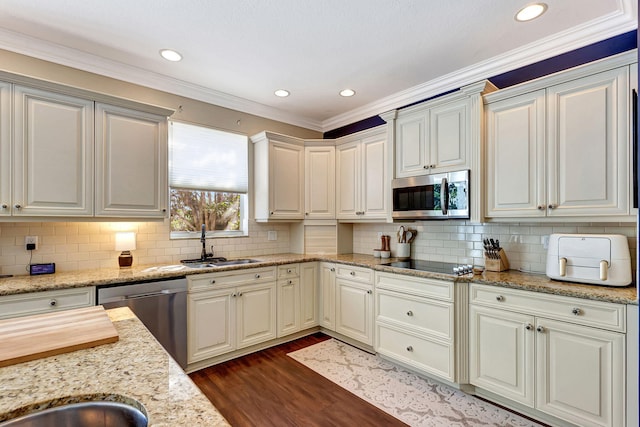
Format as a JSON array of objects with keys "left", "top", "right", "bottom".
[{"left": 380, "top": 235, "right": 391, "bottom": 258}]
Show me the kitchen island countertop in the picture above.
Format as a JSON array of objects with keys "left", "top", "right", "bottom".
[
  {"left": 0, "top": 253, "right": 636, "bottom": 304},
  {"left": 0, "top": 306, "right": 230, "bottom": 426}
]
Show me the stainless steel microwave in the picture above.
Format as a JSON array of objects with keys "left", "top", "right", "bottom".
[{"left": 392, "top": 170, "right": 469, "bottom": 220}]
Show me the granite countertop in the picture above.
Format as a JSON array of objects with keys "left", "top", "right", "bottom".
[
  {"left": 0, "top": 253, "right": 636, "bottom": 304},
  {"left": 0, "top": 307, "right": 230, "bottom": 426}
]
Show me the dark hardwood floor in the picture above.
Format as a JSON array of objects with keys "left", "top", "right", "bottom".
[{"left": 189, "top": 333, "right": 408, "bottom": 426}]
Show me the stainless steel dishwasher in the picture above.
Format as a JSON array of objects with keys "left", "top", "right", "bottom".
[{"left": 97, "top": 277, "right": 187, "bottom": 369}]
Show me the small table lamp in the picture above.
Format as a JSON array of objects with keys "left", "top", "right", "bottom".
[{"left": 115, "top": 231, "right": 136, "bottom": 268}]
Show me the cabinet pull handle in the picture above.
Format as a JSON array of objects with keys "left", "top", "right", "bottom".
[
  {"left": 350, "top": 271, "right": 355, "bottom": 276},
  {"left": 14, "top": 204, "right": 21, "bottom": 209},
  {"left": 537, "top": 205, "right": 545, "bottom": 210},
  {"left": 406, "top": 345, "right": 413, "bottom": 352},
  {"left": 430, "top": 164, "right": 436, "bottom": 169},
  {"left": 547, "top": 204, "right": 557, "bottom": 209},
  {"left": 162, "top": 208, "right": 167, "bottom": 212},
  {"left": 423, "top": 165, "right": 428, "bottom": 169},
  {"left": 270, "top": 211, "right": 274, "bottom": 215},
  {"left": 571, "top": 308, "right": 582, "bottom": 316},
  {"left": 210, "top": 279, "right": 216, "bottom": 284},
  {"left": 49, "top": 299, "right": 57, "bottom": 307},
  {"left": 367, "top": 289, "right": 372, "bottom": 294},
  {"left": 496, "top": 295, "right": 504, "bottom": 302},
  {"left": 288, "top": 280, "right": 293, "bottom": 285},
  {"left": 255, "top": 274, "right": 261, "bottom": 279},
  {"left": 238, "top": 292, "right": 243, "bottom": 297},
  {"left": 287, "top": 269, "right": 292, "bottom": 273},
  {"left": 232, "top": 292, "right": 237, "bottom": 297},
  {"left": 406, "top": 310, "right": 413, "bottom": 317},
  {"left": 330, "top": 268, "right": 335, "bottom": 272},
  {"left": 536, "top": 325, "right": 545, "bottom": 333},
  {"left": 525, "top": 323, "right": 533, "bottom": 331},
  {"left": 1, "top": 204, "right": 7, "bottom": 209}
]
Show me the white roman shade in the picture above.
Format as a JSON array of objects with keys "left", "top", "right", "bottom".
[{"left": 169, "top": 121, "right": 248, "bottom": 193}]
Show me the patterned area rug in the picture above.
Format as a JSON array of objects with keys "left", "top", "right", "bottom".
[{"left": 288, "top": 339, "right": 543, "bottom": 427}]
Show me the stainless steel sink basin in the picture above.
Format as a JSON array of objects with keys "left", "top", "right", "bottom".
[
  {"left": 180, "top": 258, "right": 260, "bottom": 268},
  {"left": 181, "top": 257, "right": 227, "bottom": 264},
  {"left": 0, "top": 401, "right": 147, "bottom": 427}
]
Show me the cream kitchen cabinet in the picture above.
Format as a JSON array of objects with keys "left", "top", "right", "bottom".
[
  {"left": 299, "top": 262, "right": 319, "bottom": 329},
  {"left": 395, "top": 96, "right": 470, "bottom": 177},
  {"left": 0, "top": 81, "right": 11, "bottom": 216},
  {"left": 334, "top": 265, "right": 374, "bottom": 346},
  {"left": 375, "top": 272, "right": 458, "bottom": 383},
  {"left": 277, "top": 262, "right": 318, "bottom": 337},
  {"left": 252, "top": 132, "right": 305, "bottom": 221},
  {"left": 304, "top": 145, "right": 335, "bottom": 219},
  {"left": 12, "top": 85, "right": 94, "bottom": 217},
  {"left": 0, "top": 287, "right": 96, "bottom": 320},
  {"left": 95, "top": 103, "right": 167, "bottom": 218},
  {"left": 319, "top": 262, "right": 336, "bottom": 330},
  {"left": 485, "top": 55, "right": 634, "bottom": 220},
  {"left": 187, "top": 267, "right": 277, "bottom": 364},
  {"left": 469, "top": 283, "right": 626, "bottom": 427},
  {"left": 335, "top": 127, "right": 388, "bottom": 221}
]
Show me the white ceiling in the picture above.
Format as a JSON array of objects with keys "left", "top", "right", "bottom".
[{"left": 0, "top": 1, "right": 636, "bottom": 132}]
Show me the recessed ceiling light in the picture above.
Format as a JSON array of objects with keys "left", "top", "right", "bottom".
[
  {"left": 274, "top": 89, "right": 290, "bottom": 97},
  {"left": 159, "top": 49, "right": 182, "bottom": 62},
  {"left": 340, "top": 89, "right": 356, "bottom": 97},
  {"left": 515, "top": 3, "right": 547, "bottom": 22}
]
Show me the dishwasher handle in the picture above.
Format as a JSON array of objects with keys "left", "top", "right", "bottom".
[{"left": 124, "top": 288, "right": 185, "bottom": 300}]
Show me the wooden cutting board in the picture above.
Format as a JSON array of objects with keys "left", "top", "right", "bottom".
[{"left": 0, "top": 305, "right": 119, "bottom": 367}]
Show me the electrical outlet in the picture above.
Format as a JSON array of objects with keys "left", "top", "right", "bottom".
[
  {"left": 25, "top": 236, "right": 38, "bottom": 250},
  {"left": 377, "top": 232, "right": 383, "bottom": 239},
  {"left": 267, "top": 231, "right": 277, "bottom": 241},
  {"left": 541, "top": 235, "right": 550, "bottom": 250}
]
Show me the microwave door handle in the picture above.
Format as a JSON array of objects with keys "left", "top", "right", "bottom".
[{"left": 441, "top": 177, "right": 448, "bottom": 215}]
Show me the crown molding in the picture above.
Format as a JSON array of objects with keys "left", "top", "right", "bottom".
[
  {"left": 321, "top": 2, "right": 637, "bottom": 132},
  {"left": 0, "top": 28, "right": 324, "bottom": 132}
]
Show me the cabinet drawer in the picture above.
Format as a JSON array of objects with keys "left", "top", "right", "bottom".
[
  {"left": 376, "top": 289, "right": 453, "bottom": 340},
  {"left": 470, "top": 283, "right": 626, "bottom": 332},
  {"left": 277, "top": 264, "right": 299, "bottom": 278},
  {"left": 376, "top": 272, "right": 454, "bottom": 301},
  {"left": 376, "top": 323, "right": 454, "bottom": 382},
  {"left": 0, "top": 287, "right": 95, "bottom": 319},
  {"left": 335, "top": 265, "right": 373, "bottom": 283},
  {"left": 188, "top": 267, "right": 276, "bottom": 292}
]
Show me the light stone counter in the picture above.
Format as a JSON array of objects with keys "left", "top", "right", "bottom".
[
  {"left": 0, "top": 307, "right": 230, "bottom": 426},
  {"left": 0, "top": 253, "right": 636, "bottom": 304}
]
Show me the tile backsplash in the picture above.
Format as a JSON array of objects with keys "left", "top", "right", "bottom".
[
  {"left": 0, "top": 219, "right": 290, "bottom": 276},
  {"left": 353, "top": 221, "right": 637, "bottom": 275}
]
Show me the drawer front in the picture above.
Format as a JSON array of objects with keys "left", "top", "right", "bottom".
[
  {"left": 335, "top": 265, "right": 373, "bottom": 283},
  {"left": 188, "top": 267, "right": 276, "bottom": 291},
  {"left": 470, "top": 283, "right": 626, "bottom": 332},
  {"left": 0, "top": 287, "right": 96, "bottom": 319},
  {"left": 277, "top": 264, "right": 299, "bottom": 278},
  {"left": 376, "top": 289, "right": 453, "bottom": 340},
  {"left": 376, "top": 272, "right": 454, "bottom": 301},
  {"left": 376, "top": 323, "right": 454, "bottom": 382}
]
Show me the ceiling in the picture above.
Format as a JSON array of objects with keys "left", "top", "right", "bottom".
[{"left": 0, "top": 1, "right": 636, "bottom": 132}]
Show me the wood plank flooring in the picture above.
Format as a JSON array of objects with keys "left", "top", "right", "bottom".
[{"left": 189, "top": 333, "right": 407, "bottom": 426}]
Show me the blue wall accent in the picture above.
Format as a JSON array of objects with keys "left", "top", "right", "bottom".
[{"left": 325, "top": 30, "right": 637, "bottom": 139}]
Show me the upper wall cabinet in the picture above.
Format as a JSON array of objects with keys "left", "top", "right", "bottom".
[
  {"left": 335, "top": 126, "right": 388, "bottom": 221},
  {"left": 304, "top": 144, "right": 335, "bottom": 220},
  {"left": 95, "top": 103, "right": 168, "bottom": 218},
  {"left": 252, "top": 132, "right": 305, "bottom": 222},
  {"left": 0, "top": 76, "right": 173, "bottom": 219},
  {"left": 12, "top": 86, "right": 95, "bottom": 217},
  {"left": 485, "top": 52, "right": 635, "bottom": 221}
]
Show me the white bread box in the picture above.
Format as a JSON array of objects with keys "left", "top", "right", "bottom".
[{"left": 546, "top": 233, "right": 632, "bottom": 286}]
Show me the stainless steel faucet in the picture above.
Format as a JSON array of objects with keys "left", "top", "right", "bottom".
[{"left": 200, "top": 224, "right": 208, "bottom": 260}]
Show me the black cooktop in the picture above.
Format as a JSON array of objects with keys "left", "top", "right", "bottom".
[{"left": 381, "top": 259, "right": 461, "bottom": 275}]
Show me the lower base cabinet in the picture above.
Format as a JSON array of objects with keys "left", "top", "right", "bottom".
[
  {"left": 469, "top": 283, "right": 626, "bottom": 427},
  {"left": 0, "top": 287, "right": 95, "bottom": 320},
  {"left": 277, "top": 262, "right": 318, "bottom": 337}
]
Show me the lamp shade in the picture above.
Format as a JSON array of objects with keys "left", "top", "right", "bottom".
[{"left": 115, "top": 232, "right": 136, "bottom": 251}]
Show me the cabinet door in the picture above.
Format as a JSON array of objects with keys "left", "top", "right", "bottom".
[
  {"left": 535, "top": 318, "right": 624, "bottom": 427},
  {"left": 299, "top": 262, "right": 318, "bottom": 329},
  {"left": 336, "top": 141, "right": 361, "bottom": 218},
  {"left": 0, "top": 81, "right": 10, "bottom": 216},
  {"left": 277, "top": 278, "right": 300, "bottom": 337},
  {"left": 485, "top": 90, "right": 546, "bottom": 218},
  {"left": 269, "top": 141, "right": 304, "bottom": 219},
  {"left": 319, "top": 263, "right": 336, "bottom": 330},
  {"left": 361, "top": 135, "right": 387, "bottom": 219},
  {"left": 335, "top": 278, "right": 373, "bottom": 345},
  {"left": 395, "top": 111, "right": 427, "bottom": 177},
  {"left": 95, "top": 103, "right": 167, "bottom": 217},
  {"left": 304, "top": 146, "right": 335, "bottom": 219},
  {"left": 187, "top": 288, "right": 234, "bottom": 363},
  {"left": 430, "top": 98, "right": 469, "bottom": 172},
  {"left": 236, "top": 281, "right": 277, "bottom": 349},
  {"left": 469, "top": 305, "right": 535, "bottom": 408},
  {"left": 547, "top": 67, "right": 629, "bottom": 216},
  {"left": 13, "top": 86, "right": 94, "bottom": 216}
]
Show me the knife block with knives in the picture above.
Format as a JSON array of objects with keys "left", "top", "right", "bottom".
[{"left": 483, "top": 238, "right": 510, "bottom": 272}]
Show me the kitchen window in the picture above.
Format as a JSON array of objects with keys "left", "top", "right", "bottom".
[{"left": 169, "top": 121, "right": 249, "bottom": 238}]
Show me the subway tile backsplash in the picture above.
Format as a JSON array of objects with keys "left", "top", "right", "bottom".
[{"left": 353, "top": 221, "right": 637, "bottom": 274}]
